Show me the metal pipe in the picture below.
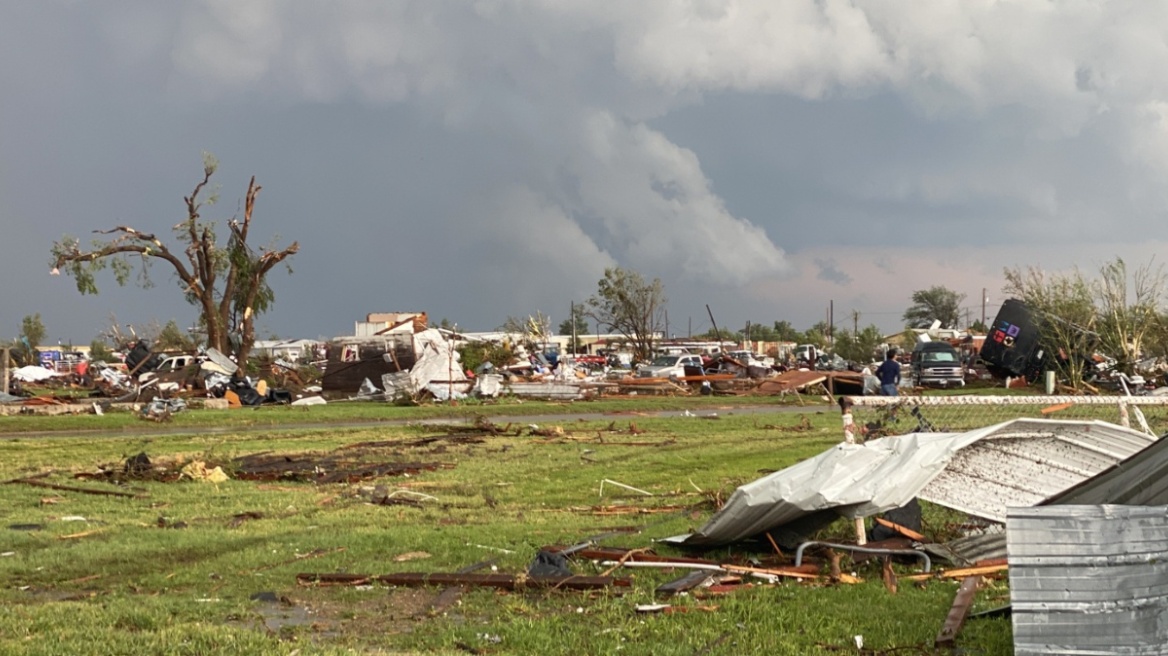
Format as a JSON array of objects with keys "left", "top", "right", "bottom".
[{"left": 794, "top": 541, "right": 931, "bottom": 573}]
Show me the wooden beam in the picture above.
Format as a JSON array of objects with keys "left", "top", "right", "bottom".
[
  {"left": 875, "top": 516, "right": 926, "bottom": 541},
  {"left": 939, "top": 564, "right": 1008, "bottom": 579},
  {"left": 296, "top": 572, "right": 629, "bottom": 590},
  {"left": 935, "top": 576, "right": 981, "bottom": 647},
  {"left": 5, "top": 478, "right": 143, "bottom": 499}
]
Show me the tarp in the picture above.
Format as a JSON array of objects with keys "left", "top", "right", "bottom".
[
  {"left": 676, "top": 418, "right": 1156, "bottom": 546},
  {"left": 12, "top": 366, "right": 58, "bottom": 382}
]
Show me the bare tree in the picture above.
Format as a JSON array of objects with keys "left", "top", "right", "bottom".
[
  {"left": 1095, "top": 257, "right": 1166, "bottom": 375},
  {"left": 584, "top": 267, "right": 666, "bottom": 363},
  {"left": 50, "top": 154, "right": 298, "bottom": 364}
]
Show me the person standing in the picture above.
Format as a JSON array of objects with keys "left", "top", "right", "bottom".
[{"left": 876, "top": 349, "right": 901, "bottom": 396}]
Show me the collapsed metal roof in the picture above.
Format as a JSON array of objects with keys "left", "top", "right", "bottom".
[
  {"left": 677, "top": 419, "right": 1156, "bottom": 546},
  {"left": 1042, "top": 426, "right": 1168, "bottom": 506},
  {"left": 1008, "top": 505, "right": 1168, "bottom": 654}
]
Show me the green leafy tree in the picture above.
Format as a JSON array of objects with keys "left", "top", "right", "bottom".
[
  {"left": 8, "top": 314, "right": 47, "bottom": 366},
  {"left": 89, "top": 338, "right": 114, "bottom": 362},
  {"left": 156, "top": 320, "right": 197, "bottom": 352},
  {"left": 558, "top": 305, "right": 590, "bottom": 353},
  {"left": 800, "top": 321, "right": 830, "bottom": 347},
  {"left": 457, "top": 340, "right": 516, "bottom": 373},
  {"left": 771, "top": 320, "right": 801, "bottom": 342},
  {"left": 834, "top": 325, "right": 885, "bottom": 363},
  {"left": 584, "top": 267, "right": 666, "bottom": 363},
  {"left": 50, "top": 153, "right": 298, "bottom": 364},
  {"left": 903, "top": 286, "right": 966, "bottom": 328}
]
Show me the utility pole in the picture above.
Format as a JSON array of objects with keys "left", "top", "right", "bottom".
[
  {"left": 570, "top": 301, "right": 577, "bottom": 354},
  {"left": 829, "top": 300, "right": 834, "bottom": 350},
  {"left": 664, "top": 310, "right": 669, "bottom": 342},
  {"left": 981, "top": 288, "right": 987, "bottom": 329},
  {"left": 852, "top": 310, "right": 859, "bottom": 336}
]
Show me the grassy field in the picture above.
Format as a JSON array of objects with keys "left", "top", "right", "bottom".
[{"left": 0, "top": 400, "right": 1014, "bottom": 655}]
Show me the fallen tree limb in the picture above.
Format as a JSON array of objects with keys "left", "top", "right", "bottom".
[{"left": 5, "top": 478, "right": 143, "bottom": 498}]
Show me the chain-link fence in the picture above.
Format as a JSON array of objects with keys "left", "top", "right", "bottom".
[{"left": 849, "top": 395, "right": 1168, "bottom": 438}]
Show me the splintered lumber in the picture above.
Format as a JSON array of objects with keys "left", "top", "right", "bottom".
[
  {"left": 874, "top": 517, "right": 926, "bottom": 541},
  {"left": 5, "top": 478, "right": 142, "bottom": 499},
  {"left": 720, "top": 564, "right": 821, "bottom": 580},
  {"left": 296, "top": 572, "right": 630, "bottom": 590},
  {"left": 935, "top": 576, "right": 981, "bottom": 648},
  {"left": 900, "top": 562, "right": 1009, "bottom": 583},
  {"left": 938, "top": 563, "right": 1008, "bottom": 579}
]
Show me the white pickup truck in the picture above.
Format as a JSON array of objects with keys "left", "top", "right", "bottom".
[{"left": 636, "top": 354, "right": 703, "bottom": 379}]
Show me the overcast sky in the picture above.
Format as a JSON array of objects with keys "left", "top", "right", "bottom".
[{"left": 4, "top": 1, "right": 1168, "bottom": 346}]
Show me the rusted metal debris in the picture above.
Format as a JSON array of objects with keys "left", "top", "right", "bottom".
[{"left": 295, "top": 572, "right": 630, "bottom": 590}]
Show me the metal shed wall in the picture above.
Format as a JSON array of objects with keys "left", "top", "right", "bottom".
[{"left": 1007, "top": 505, "right": 1168, "bottom": 655}]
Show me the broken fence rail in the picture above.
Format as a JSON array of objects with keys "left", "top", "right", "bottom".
[{"left": 295, "top": 572, "right": 631, "bottom": 590}]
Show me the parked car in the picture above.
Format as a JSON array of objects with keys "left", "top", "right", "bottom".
[
  {"left": 911, "top": 341, "right": 965, "bottom": 388},
  {"left": 636, "top": 354, "right": 703, "bottom": 379}
]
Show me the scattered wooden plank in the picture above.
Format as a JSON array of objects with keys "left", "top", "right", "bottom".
[
  {"left": 296, "top": 572, "right": 631, "bottom": 590},
  {"left": 935, "top": 576, "right": 981, "bottom": 648},
  {"left": 58, "top": 529, "right": 103, "bottom": 540},
  {"left": 939, "top": 564, "right": 1008, "bottom": 579},
  {"left": 721, "top": 564, "right": 821, "bottom": 580},
  {"left": 874, "top": 517, "right": 926, "bottom": 541},
  {"left": 5, "top": 478, "right": 142, "bottom": 499},
  {"left": 1041, "top": 402, "right": 1074, "bottom": 415},
  {"left": 881, "top": 557, "right": 898, "bottom": 594}
]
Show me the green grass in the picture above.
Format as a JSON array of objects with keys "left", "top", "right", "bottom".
[
  {"left": 0, "top": 404, "right": 1013, "bottom": 654},
  {"left": 0, "top": 395, "right": 807, "bottom": 434}
]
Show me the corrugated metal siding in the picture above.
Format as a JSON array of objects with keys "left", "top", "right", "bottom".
[
  {"left": 920, "top": 422, "right": 1156, "bottom": 522},
  {"left": 1008, "top": 505, "right": 1168, "bottom": 655}
]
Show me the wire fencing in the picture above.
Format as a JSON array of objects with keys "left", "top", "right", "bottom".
[{"left": 848, "top": 395, "right": 1168, "bottom": 438}]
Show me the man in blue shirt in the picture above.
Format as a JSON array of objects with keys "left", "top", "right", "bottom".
[{"left": 876, "top": 349, "right": 901, "bottom": 396}]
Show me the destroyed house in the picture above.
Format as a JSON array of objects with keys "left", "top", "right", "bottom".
[{"left": 322, "top": 312, "right": 427, "bottom": 393}]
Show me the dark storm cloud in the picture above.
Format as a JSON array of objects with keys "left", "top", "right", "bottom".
[
  {"left": 814, "top": 258, "right": 852, "bottom": 286},
  {"left": 4, "top": 1, "right": 1168, "bottom": 342}
]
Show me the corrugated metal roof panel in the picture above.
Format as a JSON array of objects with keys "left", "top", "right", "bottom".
[
  {"left": 920, "top": 421, "right": 1157, "bottom": 522},
  {"left": 678, "top": 419, "right": 1155, "bottom": 546},
  {"left": 1045, "top": 434, "right": 1168, "bottom": 507},
  {"left": 1008, "top": 505, "right": 1168, "bottom": 654}
]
